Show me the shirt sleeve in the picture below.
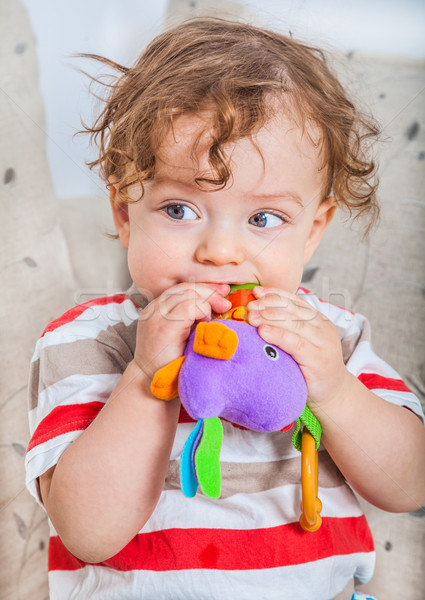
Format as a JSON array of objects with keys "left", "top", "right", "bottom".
[
  {"left": 299, "top": 289, "right": 424, "bottom": 421},
  {"left": 343, "top": 315, "right": 424, "bottom": 420},
  {"left": 25, "top": 296, "right": 138, "bottom": 505}
]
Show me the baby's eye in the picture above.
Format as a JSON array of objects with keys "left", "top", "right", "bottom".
[
  {"left": 163, "top": 204, "right": 198, "bottom": 220},
  {"left": 248, "top": 212, "right": 286, "bottom": 228}
]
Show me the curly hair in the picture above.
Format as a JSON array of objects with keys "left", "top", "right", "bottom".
[{"left": 78, "top": 17, "right": 381, "bottom": 233}]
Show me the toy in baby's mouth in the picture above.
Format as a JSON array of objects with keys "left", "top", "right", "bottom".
[{"left": 151, "top": 284, "right": 323, "bottom": 531}]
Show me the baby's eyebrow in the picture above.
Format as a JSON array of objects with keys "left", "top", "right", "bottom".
[
  {"left": 249, "top": 191, "right": 304, "bottom": 207},
  {"left": 150, "top": 177, "right": 195, "bottom": 191},
  {"left": 150, "top": 177, "right": 305, "bottom": 208}
]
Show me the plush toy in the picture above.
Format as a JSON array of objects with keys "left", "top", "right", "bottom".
[{"left": 151, "top": 284, "right": 323, "bottom": 531}]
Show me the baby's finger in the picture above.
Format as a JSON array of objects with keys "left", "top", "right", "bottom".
[
  {"left": 252, "top": 286, "right": 315, "bottom": 311},
  {"left": 203, "top": 284, "right": 233, "bottom": 313},
  {"left": 249, "top": 288, "right": 318, "bottom": 326},
  {"left": 204, "top": 283, "right": 231, "bottom": 296},
  {"left": 248, "top": 306, "right": 309, "bottom": 332},
  {"left": 159, "top": 283, "right": 231, "bottom": 318},
  {"left": 165, "top": 297, "right": 215, "bottom": 324},
  {"left": 248, "top": 310, "right": 322, "bottom": 353},
  {"left": 256, "top": 322, "right": 316, "bottom": 367}
]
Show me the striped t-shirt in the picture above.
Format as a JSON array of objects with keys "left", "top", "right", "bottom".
[{"left": 25, "top": 286, "right": 424, "bottom": 600}]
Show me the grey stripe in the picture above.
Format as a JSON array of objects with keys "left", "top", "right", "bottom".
[
  {"left": 124, "top": 284, "right": 151, "bottom": 309},
  {"left": 339, "top": 318, "right": 371, "bottom": 364},
  {"left": 341, "top": 331, "right": 361, "bottom": 363},
  {"left": 28, "top": 358, "right": 40, "bottom": 412},
  {"left": 164, "top": 450, "right": 344, "bottom": 498},
  {"left": 29, "top": 320, "right": 137, "bottom": 408}
]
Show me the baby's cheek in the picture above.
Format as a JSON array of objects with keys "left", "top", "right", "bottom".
[{"left": 258, "top": 269, "right": 304, "bottom": 297}]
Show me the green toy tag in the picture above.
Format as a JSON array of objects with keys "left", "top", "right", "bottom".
[
  {"left": 194, "top": 417, "right": 224, "bottom": 499},
  {"left": 292, "top": 405, "right": 322, "bottom": 452},
  {"left": 227, "top": 283, "right": 258, "bottom": 295}
]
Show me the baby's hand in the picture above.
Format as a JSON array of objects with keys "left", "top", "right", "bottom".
[
  {"left": 134, "top": 283, "right": 231, "bottom": 385},
  {"left": 247, "top": 287, "right": 351, "bottom": 412}
]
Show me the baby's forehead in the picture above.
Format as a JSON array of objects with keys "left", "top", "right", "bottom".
[
  {"left": 154, "top": 111, "right": 324, "bottom": 183},
  {"left": 155, "top": 113, "right": 214, "bottom": 179},
  {"left": 145, "top": 125, "right": 326, "bottom": 216}
]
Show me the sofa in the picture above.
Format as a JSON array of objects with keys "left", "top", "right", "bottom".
[{"left": 1, "top": 0, "right": 423, "bottom": 598}]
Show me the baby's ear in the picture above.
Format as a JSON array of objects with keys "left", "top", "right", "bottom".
[
  {"left": 303, "top": 196, "right": 337, "bottom": 264},
  {"left": 108, "top": 176, "right": 130, "bottom": 249}
]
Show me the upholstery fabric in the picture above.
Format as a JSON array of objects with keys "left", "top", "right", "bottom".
[{"left": 1, "top": 0, "right": 423, "bottom": 598}]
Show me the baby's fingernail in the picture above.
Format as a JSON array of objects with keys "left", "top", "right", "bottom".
[
  {"left": 249, "top": 310, "right": 261, "bottom": 321},
  {"left": 254, "top": 286, "right": 265, "bottom": 297}
]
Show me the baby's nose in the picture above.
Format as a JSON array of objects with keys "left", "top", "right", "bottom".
[{"left": 195, "top": 228, "right": 246, "bottom": 266}]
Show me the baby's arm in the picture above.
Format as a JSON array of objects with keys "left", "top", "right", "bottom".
[
  {"left": 308, "top": 373, "right": 425, "bottom": 512},
  {"left": 248, "top": 287, "right": 425, "bottom": 513},
  {"left": 39, "top": 283, "right": 231, "bottom": 564}
]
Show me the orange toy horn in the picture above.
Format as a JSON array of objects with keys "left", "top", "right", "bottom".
[{"left": 193, "top": 322, "right": 238, "bottom": 360}]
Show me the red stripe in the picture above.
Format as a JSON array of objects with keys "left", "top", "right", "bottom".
[
  {"left": 41, "top": 295, "right": 135, "bottom": 337},
  {"left": 178, "top": 405, "right": 196, "bottom": 423},
  {"left": 358, "top": 373, "right": 412, "bottom": 393},
  {"left": 48, "top": 515, "right": 373, "bottom": 572},
  {"left": 27, "top": 402, "right": 104, "bottom": 452},
  {"left": 27, "top": 401, "right": 289, "bottom": 453}
]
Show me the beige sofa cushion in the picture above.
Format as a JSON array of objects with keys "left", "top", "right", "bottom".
[
  {"left": 1, "top": 0, "right": 423, "bottom": 598},
  {"left": 0, "top": 1, "right": 128, "bottom": 598}
]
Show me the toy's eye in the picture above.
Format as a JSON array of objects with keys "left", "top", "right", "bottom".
[{"left": 263, "top": 345, "right": 279, "bottom": 361}]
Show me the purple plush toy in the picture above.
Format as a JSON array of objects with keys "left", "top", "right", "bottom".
[
  {"left": 151, "top": 295, "right": 321, "bottom": 504},
  {"left": 179, "top": 319, "right": 307, "bottom": 431}
]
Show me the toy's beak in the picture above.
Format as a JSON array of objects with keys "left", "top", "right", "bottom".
[
  {"left": 193, "top": 322, "right": 238, "bottom": 360},
  {"left": 150, "top": 356, "right": 185, "bottom": 401}
]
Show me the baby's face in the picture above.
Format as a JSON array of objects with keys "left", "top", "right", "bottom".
[{"left": 111, "top": 111, "right": 335, "bottom": 299}]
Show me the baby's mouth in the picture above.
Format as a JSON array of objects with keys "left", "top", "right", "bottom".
[
  {"left": 202, "top": 282, "right": 259, "bottom": 290},
  {"left": 193, "top": 276, "right": 261, "bottom": 286},
  {"left": 177, "top": 276, "right": 261, "bottom": 286}
]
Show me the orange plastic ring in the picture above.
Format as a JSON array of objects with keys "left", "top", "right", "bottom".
[{"left": 299, "top": 429, "right": 322, "bottom": 532}]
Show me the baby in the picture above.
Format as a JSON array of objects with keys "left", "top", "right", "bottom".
[{"left": 25, "top": 17, "right": 425, "bottom": 600}]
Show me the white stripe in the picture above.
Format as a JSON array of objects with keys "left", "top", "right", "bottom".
[
  {"left": 49, "top": 520, "right": 58, "bottom": 536},
  {"left": 32, "top": 383, "right": 301, "bottom": 466},
  {"left": 31, "top": 373, "right": 121, "bottom": 432},
  {"left": 31, "top": 299, "right": 140, "bottom": 361},
  {"left": 319, "top": 300, "right": 357, "bottom": 326},
  {"left": 301, "top": 291, "right": 359, "bottom": 328},
  {"left": 25, "top": 430, "right": 83, "bottom": 504},
  {"left": 301, "top": 295, "right": 415, "bottom": 388},
  {"left": 26, "top": 427, "right": 360, "bottom": 531},
  {"left": 371, "top": 389, "right": 424, "bottom": 419},
  {"left": 139, "top": 482, "right": 363, "bottom": 534},
  {"left": 346, "top": 340, "right": 401, "bottom": 378},
  {"left": 47, "top": 552, "right": 375, "bottom": 600},
  {"left": 172, "top": 420, "right": 301, "bottom": 463},
  {"left": 29, "top": 406, "right": 39, "bottom": 435}
]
